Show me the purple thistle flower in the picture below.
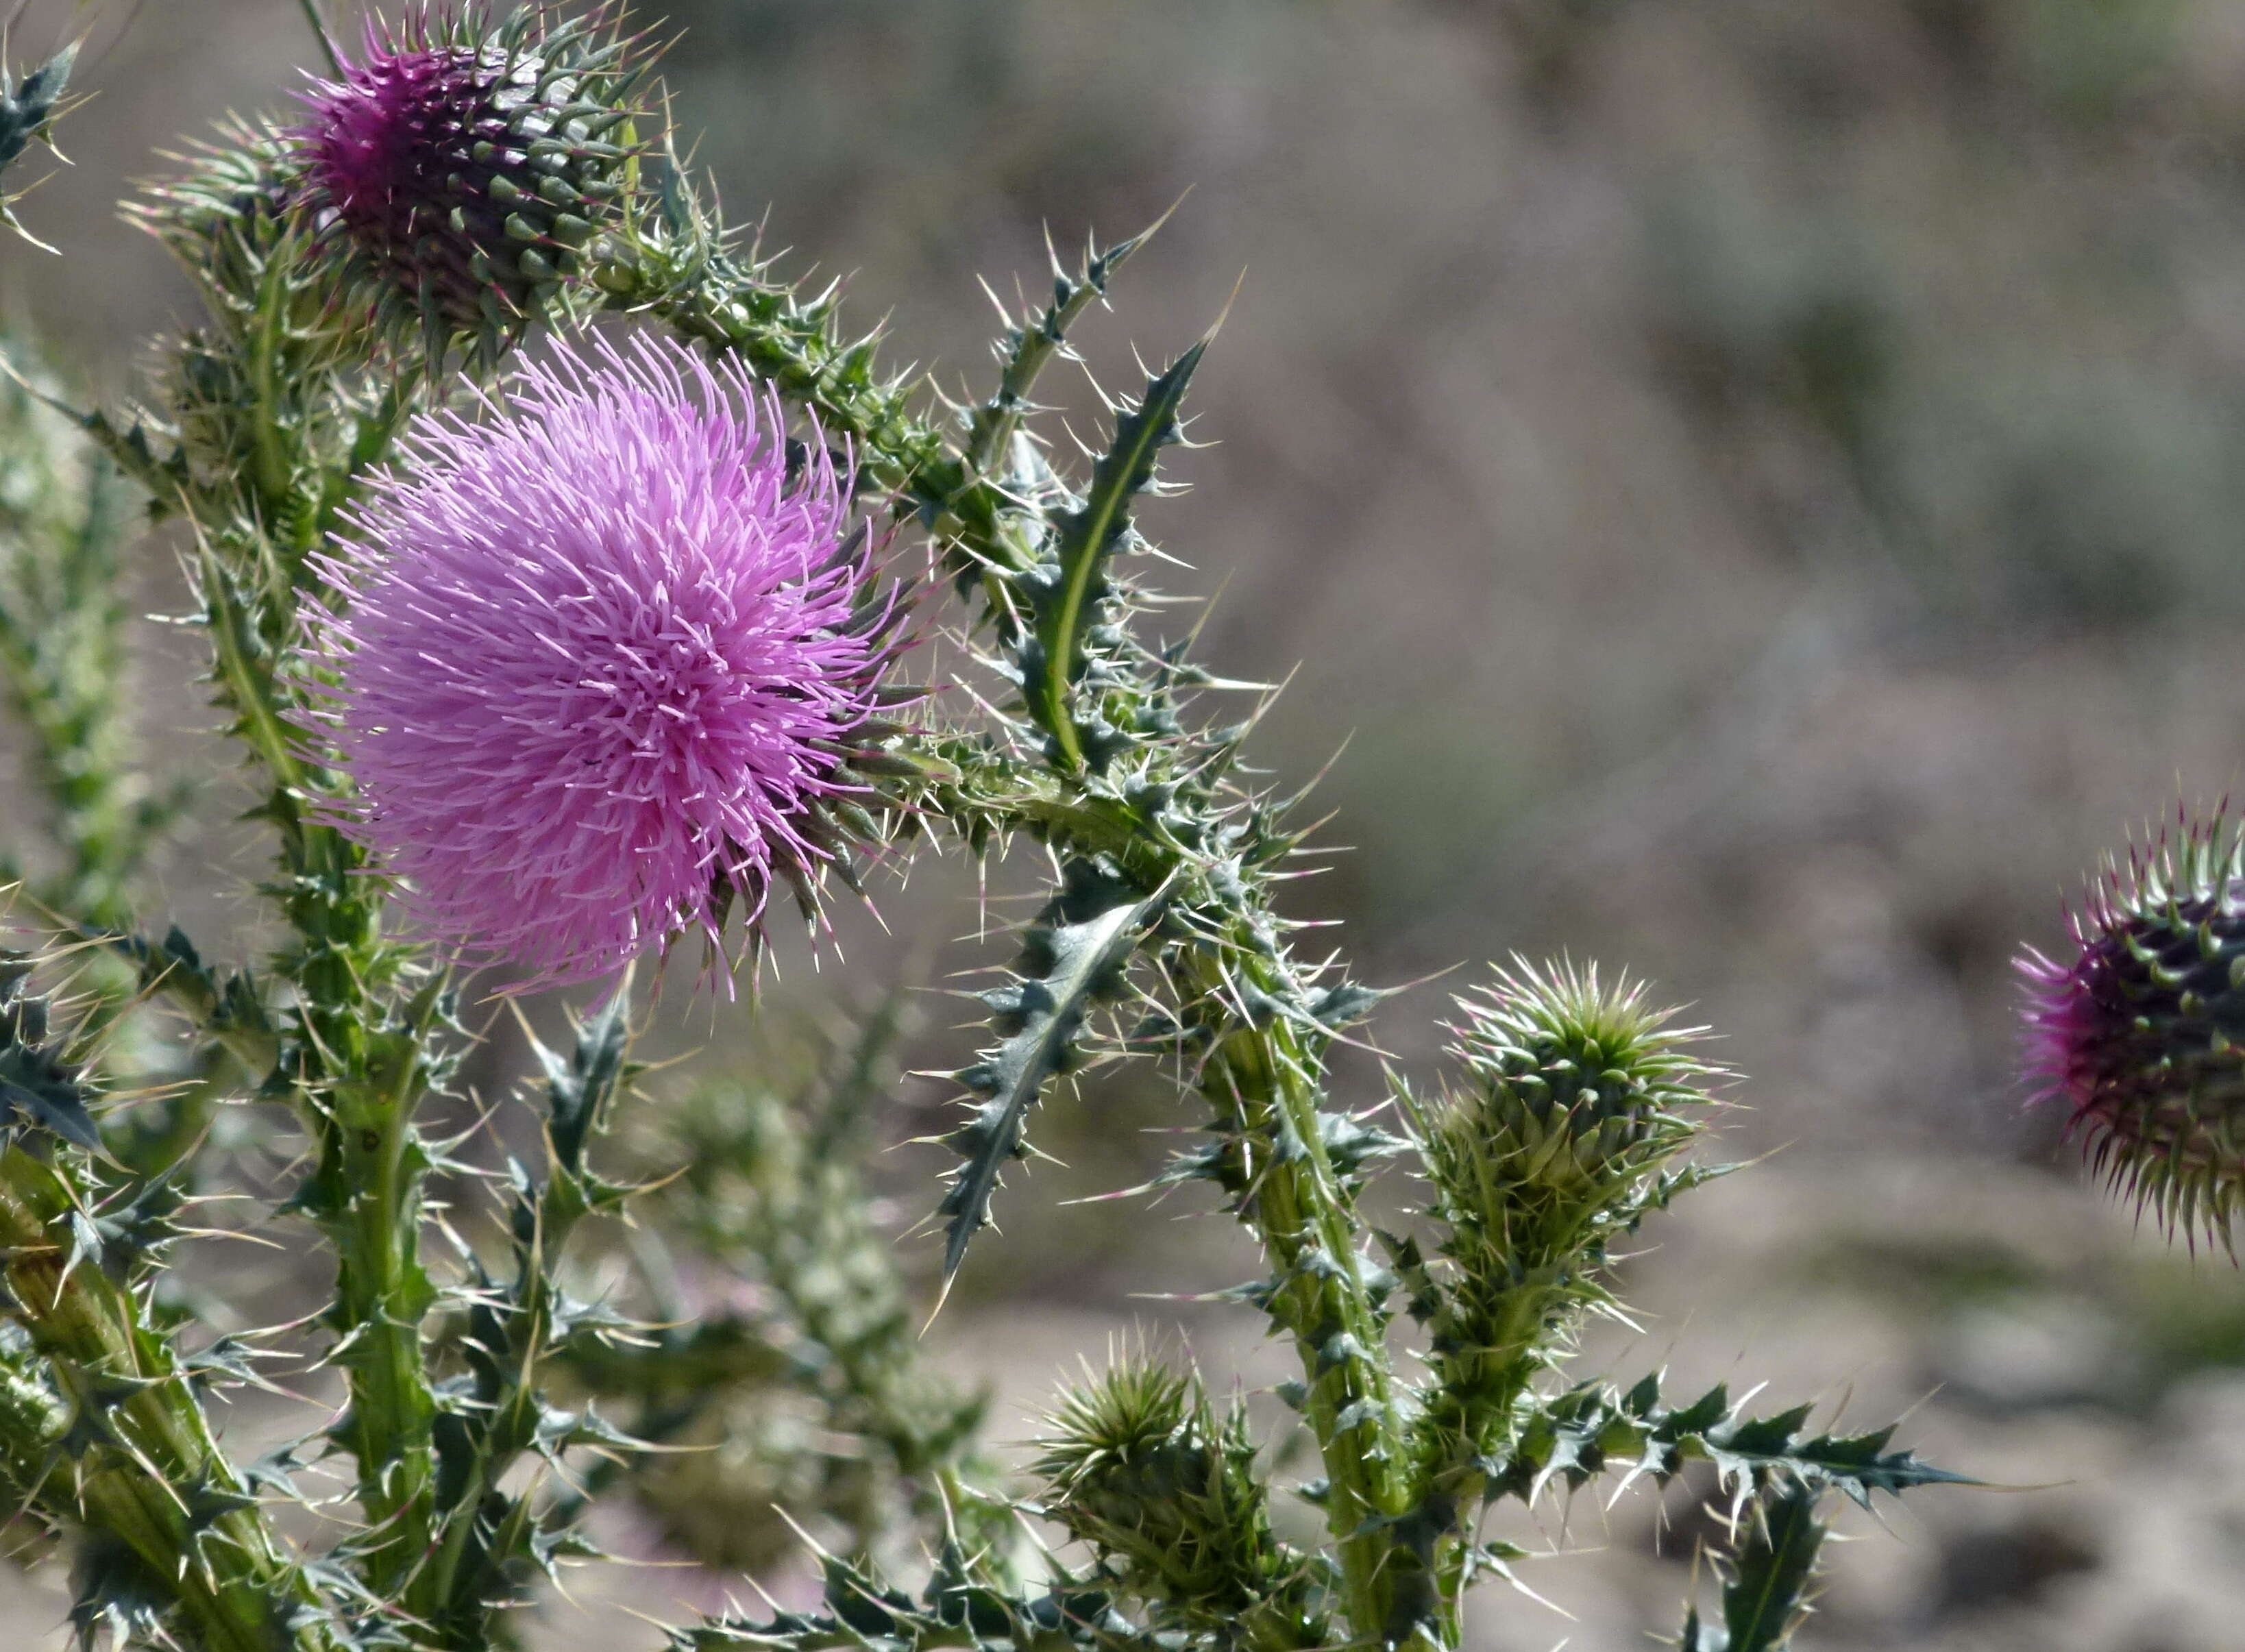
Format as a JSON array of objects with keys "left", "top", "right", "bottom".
[
  {"left": 312, "top": 331, "right": 907, "bottom": 992},
  {"left": 296, "top": 5, "right": 639, "bottom": 346},
  {"left": 2017, "top": 811, "right": 2245, "bottom": 1251}
]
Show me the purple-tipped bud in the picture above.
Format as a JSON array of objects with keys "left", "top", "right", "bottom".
[
  {"left": 297, "top": 5, "right": 639, "bottom": 345},
  {"left": 310, "top": 331, "right": 911, "bottom": 994},
  {"left": 2019, "top": 814, "right": 2245, "bottom": 1250}
]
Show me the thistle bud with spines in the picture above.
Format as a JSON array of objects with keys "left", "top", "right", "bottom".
[
  {"left": 295, "top": 3, "right": 646, "bottom": 360},
  {"left": 1029, "top": 1351, "right": 1332, "bottom": 1652},
  {"left": 1399, "top": 958, "right": 1726, "bottom": 1476},
  {"left": 2019, "top": 811, "right": 2245, "bottom": 1251}
]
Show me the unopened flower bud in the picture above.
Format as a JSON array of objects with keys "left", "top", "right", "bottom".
[
  {"left": 2019, "top": 815, "right": 2245, "bottom": 1249},
  {"left": 1418, "top": 957, "right": 1720, "bottom": 1219},
  {"left": 297, "top": 5, "right": 641, "bottom": 350}
]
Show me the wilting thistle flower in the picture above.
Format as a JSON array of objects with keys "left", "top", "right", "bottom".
[
  {"left": 313, "top": 331, "right": 907, "bottom": 991},
  {"left": 296, "top": 5, "right": 640, "bottom": 350},
  {"left": 2018, "top": 815, "right": 2245, "bottom": 1248}
]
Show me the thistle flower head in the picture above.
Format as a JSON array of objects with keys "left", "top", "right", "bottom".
[
  {"left": 312, "top": 330, "right": 908, "bottom": 993},
  {"left": 296, "top": 4, "right": 641, "bottom": 352},
  {"left": 2019, "top": 813, "right": 2245, "bottom": 1250}
]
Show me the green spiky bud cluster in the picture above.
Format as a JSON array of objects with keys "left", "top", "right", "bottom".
[
  {"left": 2020, "top": 814, "right": 2245, "bottom": 1249},
  {"left": 1412, "top": 957, "right": 1721, "bottom": 1224},
  {"left": 1394, "top": 959, "right": 1726, "bottom": 1477},
  {"left": 132, "top": 117, "right": 305, "bottom": 293},
  {"left": 1031, "top": 1354, "right": 1329, "bottom": 1651},
  {"left": 297, "top": 5, "right": 643, "bottom": 354},
  {"left": 125, "top": 116, "right": 415, "bottom": 550}
]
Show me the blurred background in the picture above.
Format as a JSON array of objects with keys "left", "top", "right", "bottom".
[{"left": 9, "top": 1, "right": 2245, "bottom": 1647}]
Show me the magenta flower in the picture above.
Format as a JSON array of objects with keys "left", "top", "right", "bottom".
[
  {"left": 312, "top": 332, "right": 905, "bottom": 991},
  {"left": 296, "top": 5, "right": 637, "bottom": 343},
  {"left": 2017, "top": 813, "right": 2245, "bottom": 1250}
]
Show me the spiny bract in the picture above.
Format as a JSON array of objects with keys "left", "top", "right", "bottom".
[
  {"left": 295, "top": 3, "right": 640, "bottom": 351},
  {"left": 2020, "top": 813, "right": 2245, "bottom": 1250},
  {"left": 310, "top": 330, "right": 905, "bottom": 993}
]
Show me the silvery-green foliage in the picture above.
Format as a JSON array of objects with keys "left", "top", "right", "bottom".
[{"left": 0, "top": 10, "right": 1972, "bottom": 1651}]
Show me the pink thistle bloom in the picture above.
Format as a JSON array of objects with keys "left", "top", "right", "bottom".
[
  {"left": 296, "top": 5, "right": 638, "bottom": 343},
  {"left": 312, "top": 331, "right": 904, "bottom": 992},
  {"left": 2017, "top": 811, "right": 2245, "bottom": 1252}
]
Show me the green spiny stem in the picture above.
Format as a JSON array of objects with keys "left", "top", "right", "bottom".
[
  {"left": 648, "top": 216, "right": 1432, "bottom": 1637},
  {"left": 413, "top": 997, "right": 635, "bottom": 1642},
  {"left": 160, "top": 249, "right": 433, "bottom": 1464},
  {"left": 0, "top": 1146, "right": 335, "bottom": 1651},
  {"left": 600, "top": 231, "right": 1041, "bottom": 595},
  {"left": 609, "top": 248, "right": 943, "bottom": 490},
  {"left": 304, "top": 994, "right": 441, "bottom": 1601},
  {"left": 1414, "top": 1248, "right": 1603, "bottom": 1525},
  {"left": 182, "top": 465, "right": 443, "bottom": 1611},
  {"left": 959, "top": 222, "right": 1163, "bottom": 489},
  {"left": 1410, "top": 1196, "right": 1679, "bottom": 1638},
  {"left": 245, "top": 250, "right": 300, "bottom": 540},
  {"left": 1414, "top": 1282, "right": 1560, "bottom": 1644},
  {"left": 197, "top": 518, "right": 443, "bottom": 1594},
  {"left": 1181, "top": 938, "right": 1421, "bottom": 1644}
]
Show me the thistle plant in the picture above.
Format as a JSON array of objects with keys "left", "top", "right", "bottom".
[{"left": 0, "top": 7, "right": 1975, "bottom": 1651}]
